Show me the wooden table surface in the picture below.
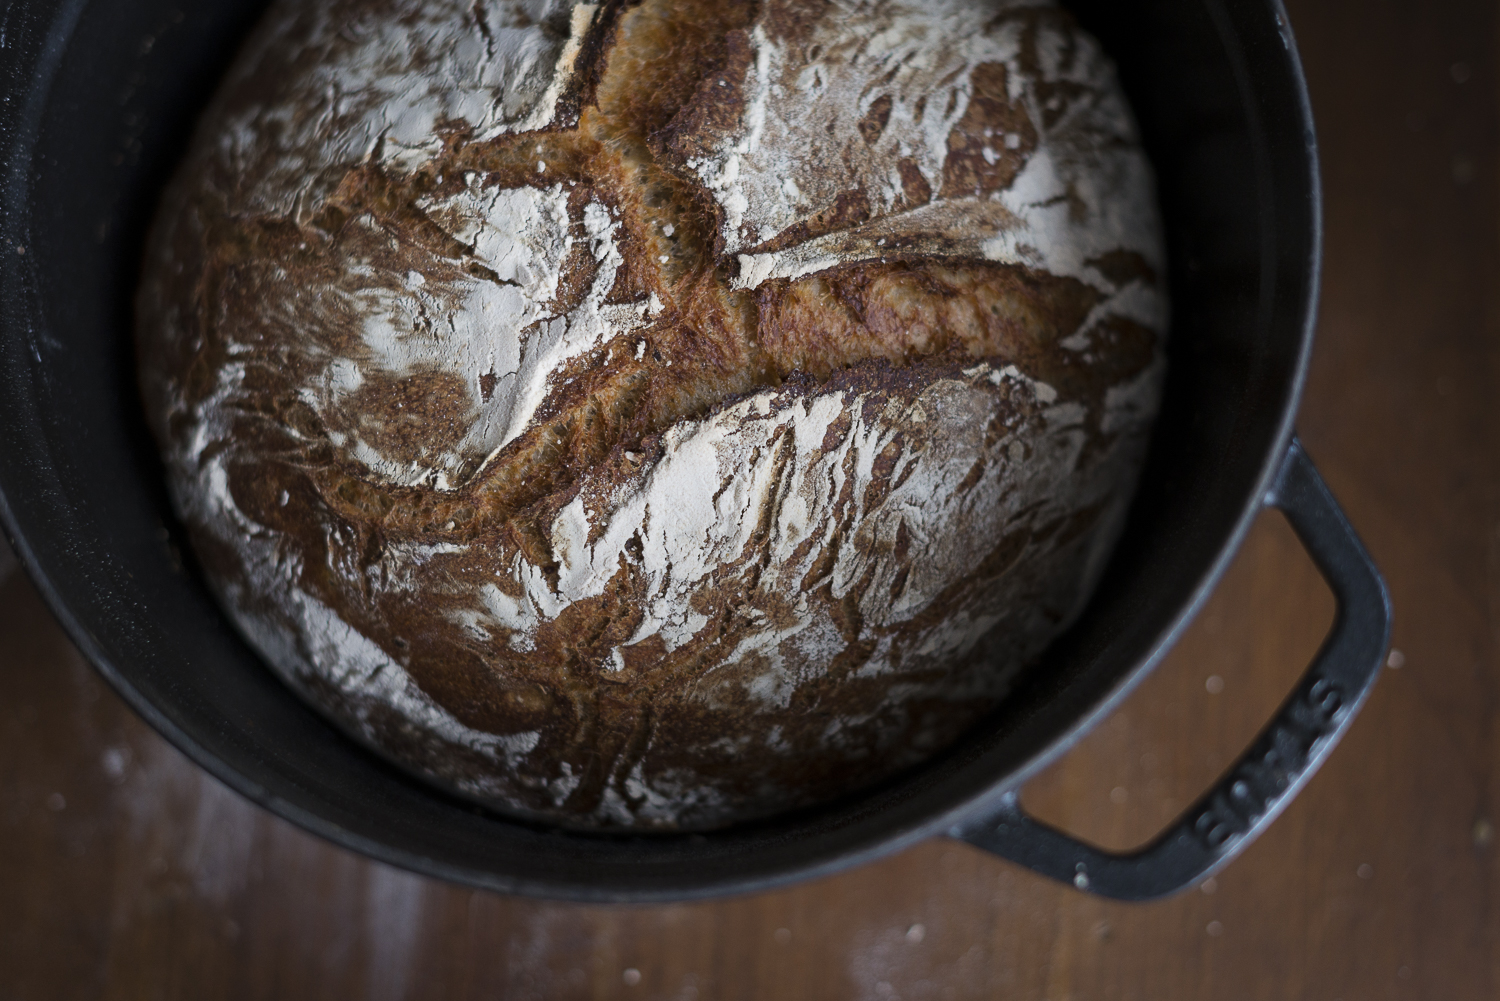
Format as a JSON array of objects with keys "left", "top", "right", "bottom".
[{"left": 2, "top": 0, "right": 1495, "bottom": 997}]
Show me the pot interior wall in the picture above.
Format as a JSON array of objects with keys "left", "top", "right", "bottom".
[{"left": 0, "top": 0, "right": 1315, "bottom": 901}]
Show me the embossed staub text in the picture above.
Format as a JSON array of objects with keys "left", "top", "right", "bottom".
[{"left": 1192, "top": 677, "right": 1345, "bottom": 849}]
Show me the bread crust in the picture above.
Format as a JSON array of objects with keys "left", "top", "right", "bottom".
[{"left": 138, "top": 0, "right": 1166, "bottom": 829}]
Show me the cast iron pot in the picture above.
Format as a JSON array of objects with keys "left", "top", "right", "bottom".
[{"left": 0, "top": 0, "right": 1391, "bottom": 902}]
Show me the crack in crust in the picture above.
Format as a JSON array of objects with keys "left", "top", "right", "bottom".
[{"left": 139, "top": 0, "right": 1167, "bottom": 829}]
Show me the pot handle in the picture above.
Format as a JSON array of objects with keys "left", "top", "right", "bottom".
[{"left": 951, "top": 438, "right": 1392, "bottom": 900}]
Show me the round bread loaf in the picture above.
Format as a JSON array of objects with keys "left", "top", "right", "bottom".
[{"left": 138, "top": 0, "right": 1166, "bottom": 829}]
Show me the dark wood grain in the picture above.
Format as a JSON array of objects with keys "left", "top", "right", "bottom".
[{"left": 1, "top": 0, "right": 1494, "bottom": 996}]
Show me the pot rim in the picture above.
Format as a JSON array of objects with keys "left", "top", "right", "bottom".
[{"left": 0, "top": 0, "right": 1322, "bottom": 902}]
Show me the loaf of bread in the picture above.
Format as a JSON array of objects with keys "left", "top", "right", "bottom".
[{"left": 138, "top": 0, "right": 1166, "bottom": 829}]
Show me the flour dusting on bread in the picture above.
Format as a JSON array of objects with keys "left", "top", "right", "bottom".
[{"left": 138, "top": 0, "right": 1166, "bottom": 829}]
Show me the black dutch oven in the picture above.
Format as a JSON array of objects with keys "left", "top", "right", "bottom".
[{"left": 0, "top": 0, "right": 1391, "bottom": 902}]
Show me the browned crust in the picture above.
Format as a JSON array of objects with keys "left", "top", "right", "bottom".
[{"left": 138, "top": 0, "right": 1164, "bottom": 829}]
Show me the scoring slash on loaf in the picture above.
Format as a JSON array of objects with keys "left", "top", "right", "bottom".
[{"left": 138, "top": 0, "right": 1167, "bottom": 829}]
